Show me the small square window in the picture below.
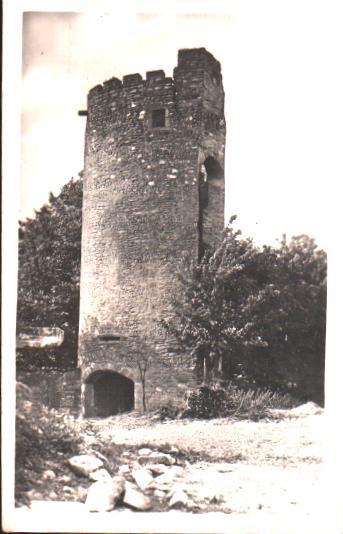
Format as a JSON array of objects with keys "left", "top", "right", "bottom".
[{"left": 151, "top": 108, "right": 166, "bottom": 128}]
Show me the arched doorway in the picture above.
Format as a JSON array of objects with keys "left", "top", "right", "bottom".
[
  {"left": 84, "top": 371, "right": 134, "bottom": 417},
  {"left": 198, "top": 156, "right": 224, "bottom": 258}
]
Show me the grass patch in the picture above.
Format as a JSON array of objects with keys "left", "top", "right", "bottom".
[{"left": 228, "top": 386, "right": 296, "bottom": 420}]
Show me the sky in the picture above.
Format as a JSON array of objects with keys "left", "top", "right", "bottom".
[{"left": 18, "top": 2, "right": 343, "bottom": 251}]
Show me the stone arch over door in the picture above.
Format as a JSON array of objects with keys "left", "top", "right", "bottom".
[
  {"left": 84, "top": 370, "right": 134, "bottom": 417},
  {"left": 198, "top": 156, "right": 225, "bottom": 258}
]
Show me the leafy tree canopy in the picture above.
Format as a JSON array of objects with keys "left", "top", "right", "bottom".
[
  {"left": 163, "top": 217, "right": 326, "bottom": 404},
  {"left": 17, "top": 176, "right": 83, "bottom": 370}
]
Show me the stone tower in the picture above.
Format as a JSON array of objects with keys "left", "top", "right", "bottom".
[{"left": 78, "top": 48, "right": 226, "bottom": 417}]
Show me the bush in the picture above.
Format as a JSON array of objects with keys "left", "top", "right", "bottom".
[
  {"left": 183, "top": 385, "right": 229, "bottom": 419},
  {"left": 155, "top": 402, "right": 181, "bottom": 420},
  {"left": 15, "top": 383, "right": 82, "bottom": 505},
  {"left": 182, "top": 383, "right": 297, "bottom": 420}
]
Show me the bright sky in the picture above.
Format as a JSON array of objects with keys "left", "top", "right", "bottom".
[{"left": 18, "top": 3, "right": 343, "bottom": 251}]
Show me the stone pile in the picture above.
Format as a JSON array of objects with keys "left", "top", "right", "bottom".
[{"left": 66, "top": 448, "right": 192, "bottom": 512}]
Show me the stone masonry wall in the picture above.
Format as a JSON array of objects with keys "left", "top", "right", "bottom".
[{"left": 78, "top": 48, "right": 226, "bottom": 414}]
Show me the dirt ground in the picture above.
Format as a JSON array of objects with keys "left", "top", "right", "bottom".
[
  {"left": 75, "top": 408, "right": 325, "bottom": 516},
  {"left": 13, "top": 406, "right": 335, "bottom": 534},
  {"left": 85, "top": 409, "right": 324, "bottom": 466}
]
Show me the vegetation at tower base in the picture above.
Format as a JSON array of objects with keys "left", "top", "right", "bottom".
[
  {"left": 16, "top": 176, "right": 83, "bottom": 370},
  {"left": 163, "top": 216, "right": 326, "bottom": 405},
  {"left": 16, "top": 172, "right": 326, "bottom": 405}
]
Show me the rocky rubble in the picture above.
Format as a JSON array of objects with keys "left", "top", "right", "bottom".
[
  {"left": 65, "top": 449, "right": 193, "bottom": 512},
  {"left": 68, "top": 455, "right": 103, "bottom": 477}
]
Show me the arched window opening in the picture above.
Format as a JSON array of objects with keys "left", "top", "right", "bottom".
[{"left": 198, "top": 157, "right": 224, "bottom": 260}]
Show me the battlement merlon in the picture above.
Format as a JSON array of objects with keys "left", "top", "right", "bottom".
[
  {"left": 146, "top": 70, "right": 165, "bottom": 82},
  {"left": 87, "top": 48, "right": 223, "bottom": 102},
  {"left": 176, "top": 47, "right": 222, "bottom": 74}
]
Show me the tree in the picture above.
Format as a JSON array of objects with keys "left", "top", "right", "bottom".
[
  {"left": 163, "top": 218, "right": 326, "bottom": 403},
  {"left": 163, "top": 217, "right": 270, "bottom": 383},
  {"left": 247, "top": 234, "right": 327, "bottom": 402},
  {"left": 17, "top": 176, "right": 83, "bottom": 369}
]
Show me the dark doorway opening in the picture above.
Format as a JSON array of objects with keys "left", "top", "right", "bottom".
[{"left": 85, "top": 371, "right": 134, "bottom": 417}]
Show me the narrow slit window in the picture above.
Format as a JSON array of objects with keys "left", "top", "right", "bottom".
[
  {"left": 151, "top": 108, "right": 166, "bottom": 128},
  {"left": 98, "top": 335, "right": 121, "bottom": 342}
]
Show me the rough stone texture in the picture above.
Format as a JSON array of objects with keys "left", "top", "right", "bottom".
[
  {"left": 42, "top": 470, "right": 56, "bottom": 481},
  {"left": 131, "top": 468, "right": 154, "bottom": 491},
  {"left": 123, "top": 482, "right": 152, "bottom": 511},
  {"left": 78, "top": 48, "right": 226, "bottom": 416},
  {"left": 138, "top": 447, "right": 152, "bottom": 455},
  {"left": 118, "top": 464, "right": 131, "bottom": 475},
  {"left": 68, "top": 455, "right": 103, "bottom": 477},
  {"left": 153, "top": 466, "right": 183, "bottom": 486},
  {"left": 168, "top": 488, "right": 189, "bottom": 508},
  {"left": 85, "top": 477, "right": 125, "bottom": 512},
  {"left": 88, "top": 468, "right": 112, "bottom": 482}
]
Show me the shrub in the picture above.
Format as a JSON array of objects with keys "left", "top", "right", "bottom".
[
  {"left": 182, "top": 383, "right": 297, "bottom": 420},
  {"left": 15, "top": 383, "right": 82, "bottom": 505},
  {"left": 183, "top": 385, "right": 229, "bottom": 419},
  {"left": 155, "top": 402, "right": 181, "bottom": 421}
]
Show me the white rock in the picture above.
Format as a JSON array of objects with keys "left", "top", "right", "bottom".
[
  {"left": 85, "top": 477, "right": 125, "bottom": 512},
  {"left": 85, "top": 483, "right": 104, "bottom": 508},
  {"left": 154, "top": 466, "right": 183, "bottom": 485},
  {"left": 169, "top": 489, "right": 188, "bottom": 508},
  {"left": 132, "top": 468, "right": 154, "bottom": 491},
  {"left": 89, "top": 450, "right": 108, "bottom": 462},
  {"left": 123, "top": 482, "right": 152, "bottom": 511},
  {"left": 60, "top": 475, "right": 72, "bottom": 484},
  {"left": 42, "top": 469, "right": 56, "bottom": 480},
  {"left": 89, "top": 468, "right": 112, "bottom": 482},
  {"left": 138, "top": 447, "right": 152, "bottom": 455},
  {"left": 118, "top": 464, "right": 131, "bottom": 475},
  {"left": 68, "top": 455, "right": 103, "bottom": 477}
]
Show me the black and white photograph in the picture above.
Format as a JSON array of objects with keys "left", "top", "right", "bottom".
[{"left": 2, "top": 1, "right": 343, "bottom": 532}]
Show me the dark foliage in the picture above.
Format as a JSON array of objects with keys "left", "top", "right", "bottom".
[
  {"left": 163, "top": 217, "right": 327, "bottom": 404},
  {"left": 16, "top": 177, "right": 83, "bottom": 370},
  {"left": 181, "top": 383, "right": 296, "bottom": 420},
  {"left": 183, "top": 385, "right": 229, "bottom": 419}
]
